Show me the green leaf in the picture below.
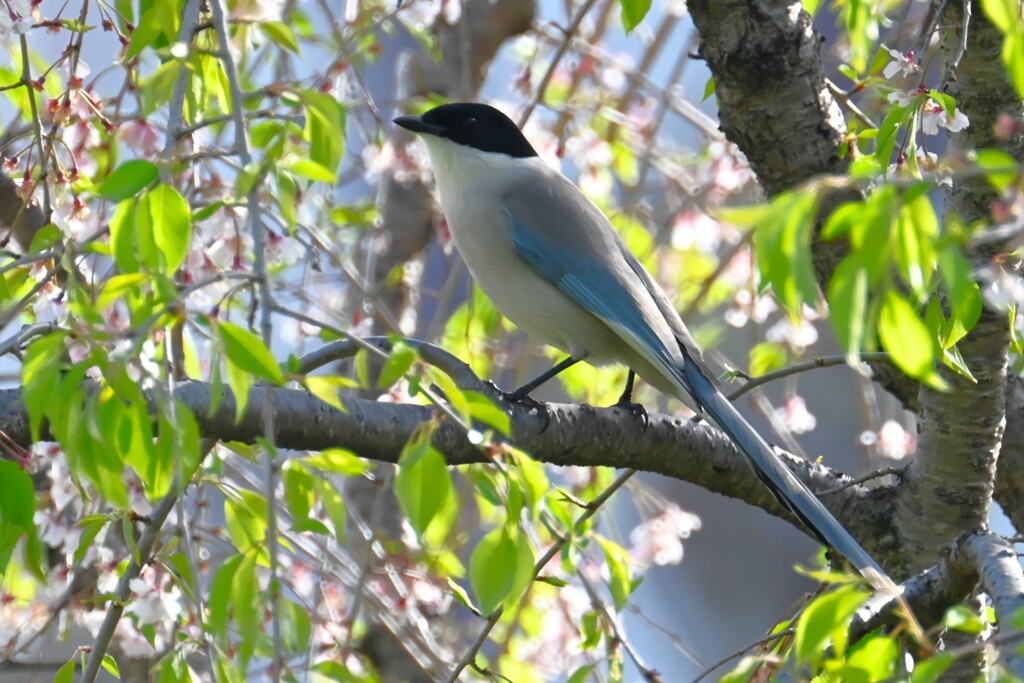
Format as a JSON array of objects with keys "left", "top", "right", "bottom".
[
  {"left": 96, "top": 160, "right": 159, "bottom": 200},
  {"left": 109, "top": 198, "right": 140, "bottom": 273},
  {"left": 465, "top": 391, "right": 511, "bottom": 436},
  {"left": 829, "top": 256, "right": 870, "bottom": 364},
  {"left": 218, "top": 321, "right": 284, "bottom": 384},
  {"left": 55, "top": 657, "right": 76, "bottom": 683},
  {"left": 894, "top": 193, "right": 937, "bottom": 301},
  {"left": 142, "top": 184, "right": 191, "bottom": 273},
  {"left": 28, "top": 224, "right": 62, "bottom": 253},
  {"left": 748, "top": 342, "right": 788, "bottom": 377},
  {"left": 1003, "top": 31, "right": 1024, "bottom": 99},
  {"left": 840, "top": 634, "right": 898, "bottom": 682},
  {"left": 301, "top": 448, "right": 369, "bottom": 475},
  {"left": 620, "top": 0, "right": 652, "bottom": 33},
  {"left": 224, "top": 351, "right": 255, "bottom": 423},
  {"left": 258, "top": 20, "right": 300, "bottom": 53},
  {"left": 428, "top": 366, "right": 471, "bottom": 426},
  {"left": 299, "top": 90, "right": 346, "bottom": 175},
  {"left": 469, "top": 525, "right": 534, "bottom": 615},
  {"left": 395, "top": 425, "right": 453, "bottom": 538},
  {"left": 207, "top": 554, "right": 243, "bottom": 639},
  {"left": 447, "top": 578, "right": 478, "bottom": 613},
  {"left": 942, "top": 605, "right": 985, "bottom": 634},
  {"left": 0, "top": 461, "right": 33, "bottom": 575},
  {"left": 794, "top": 584, "right": 869, "bottom": 663},
  {"left": 378, "top": 341, "right": 417, "bottom": 388},
  {"left": 720, "top": 655, "right": 765, "bottom": 683},
  {"left": 101, "top": 654, "right": 121, "bottom": 679},
  {"left": 282, "top": 157, "right": 336, "bottom": 182},
  {"left": 878, "top": 290, "right": 946, "bottom": 389},
  {"left": 976, "top": 148, "right": 1018, "bottom": 193},
  {"left": 311, "top": 477, "right": 347, "bottom": 542},
  {"left": 126, "top": 0, "right": 180, "bottom": 59},
  {"left": 225, "top": 489, "right": 269, "bottom": 554},
  {"left": 279, "top": 599, "right": 312, "bottom": 656},
  {"left": 981, "top": 0, "right": 1016, "bottom": 32},
  {"left": 910, "top": 652, "right": 955, "bottom": 683},
  {"left": 701, "top": 76, "right": 716, "bottom": 102},
  {"left": 74, "top": 515, "right": 108, "bottom": 564},
  {"left": 303, "top": 375, "right": 354, "bottom": 412},
  {"left": 598, "top": 537, "right": 634, "bottom": 612},
  {"left": 22, "top": 332, "right": 67, "bottom": 441},
  {"left": 283, "top": 461, "right": 316, "bottom": 531},
  {"left": 567, "top": 664, "right": 596, "bottom": 683},
  {"left": 751, "top": 189, "right": 821, "bottom": 320},
  {"left": 231, "top": 551, "right": 260, "bottom": 656}
]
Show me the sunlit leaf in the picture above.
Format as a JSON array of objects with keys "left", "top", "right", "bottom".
[
  {"left": 96, "top": 160, "right": 159, "bottom": 200},
  {"left": 217, "top": 321, "right": 284, "bottom": 384},
  {"left": 395, "top": 425, "right": 453, "bottom": 538}
]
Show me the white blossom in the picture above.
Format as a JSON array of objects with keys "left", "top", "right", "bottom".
[
  {"left": 921, "top": 100, "right": 969, "bottom": 135},
  {"left": 882, "top": 47, "right": 920, "bottom": 79},
  {"left": 629, "top": 504, "right": 702, "bottom": 566}
]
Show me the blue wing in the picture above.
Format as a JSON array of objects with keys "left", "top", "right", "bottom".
[{"left": 505, "top": 202, "right": 691, "bottom": 396}]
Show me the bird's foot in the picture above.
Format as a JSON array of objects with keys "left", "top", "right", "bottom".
[
  {"left": 500, "top": 387, "right": 552, "bottom": 433},
  {"left": 613, "top": 394, "right": 648, "bottom": 427}
]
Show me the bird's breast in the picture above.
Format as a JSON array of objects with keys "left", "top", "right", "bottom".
[{"left": 439, "top": 195, "right": 617, "bottom": 361}]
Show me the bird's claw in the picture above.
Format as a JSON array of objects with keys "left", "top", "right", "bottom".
[
  {"left": 614, "top": 395, "right": 649, "bottom": 427},
  {"left": 501, "top": 390, "right": 552, "bottom": 434}
]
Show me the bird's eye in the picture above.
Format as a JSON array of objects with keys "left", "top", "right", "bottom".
[{"left": 466, "top": 117, "right": 477, "bottom": 126}]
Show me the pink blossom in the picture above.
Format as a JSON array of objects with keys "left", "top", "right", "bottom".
[
  {"left": 766, "top": 315, "right": 818, "bottom": 351},
  {"left": 671, "top": 209, "right": 728, "bottom": 254},
  {"left": 118, "top": 119, "right": 161, "bottom": 152},
  {"left": 774, "top": 395, "right": 817, "bottom": 434},
  {"left": 861, "top": 420, "right": 916, "bottom": 460},
  {"left": 629, "top": 504, "right": 702, "bottom": 566}
]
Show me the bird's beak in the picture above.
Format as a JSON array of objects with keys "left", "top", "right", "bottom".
[{"left": 394, "top": 115, "right": 445, "bottom": 137}]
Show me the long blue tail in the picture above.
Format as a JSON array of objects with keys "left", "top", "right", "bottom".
[{"left": 682, "top": 354, "right": 898, "bottom": 594}]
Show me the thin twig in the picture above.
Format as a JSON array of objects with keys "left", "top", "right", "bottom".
[
  {"left": 686, "top": 628, "right": 795, "bottom": 683},
  {"left": 445, "top": 468, "right": 637, "bottom": 682},
  {"left": 818, "top": 466, "right": 907, "bottom": 496},
  {"left": 18, "top": 34, "right": 51, "bottom": 220},
  {"left": 78, "top": 487, "right": 184, "bottom": 683},
  {"left": 726, "top": 352, "right": 891, "bottom": 401},
  {"left": 0, "top": 322, "right": 58, "bottom": 357},
  {"left": 517, "top": 0, "right": 601, "bottom": 128},
  {"left": 576, "top": 567, "right": 663, "bottom": 682}
]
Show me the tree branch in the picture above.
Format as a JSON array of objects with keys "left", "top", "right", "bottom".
[{"left": 0, "top": 375, "right": 894, "bottom": 556}]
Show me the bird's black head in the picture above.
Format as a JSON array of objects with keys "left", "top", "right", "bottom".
[{"left": 394, "top": 103, "right": 538, "bottom": 159}]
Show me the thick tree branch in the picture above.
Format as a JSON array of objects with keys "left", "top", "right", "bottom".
[
  {"left": 0, "top": 379, "right": 893, "bottom": 556},
  {"left": 850, "top": 531, "right": 1024, "bottom": 678}
]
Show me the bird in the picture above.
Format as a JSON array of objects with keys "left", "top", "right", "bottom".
[{"left": 394, "top": 102, "right": 896, "bottom": 594}]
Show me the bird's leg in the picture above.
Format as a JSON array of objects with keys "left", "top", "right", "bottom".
[
  {"left": 501, "top": 356, "right": 582, "bottom": 433},
  {"left": 503, "top": 356, "right": 581, "bottom": 402},
  {"left": 613, "top": 370, "right": 648, "bottom": 425}
]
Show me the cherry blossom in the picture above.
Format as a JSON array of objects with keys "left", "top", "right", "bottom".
[
  {"left": 629, "top": 504, "right": 702, "bottom": 566},
  {"left": 774, "top": 395, "right": 817, "bottom": 434},
  {"left": 766, "top": 313, "right": 819, "bottom": 351},
  {"left": 860, "top": 420, "right": 916, "bottom": 459},
  {"left": 921, "top": 99, "right": 969, "bottom": 135},
  {"left": 882, "top": 47, "right": 920, "bottom": 79}
]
